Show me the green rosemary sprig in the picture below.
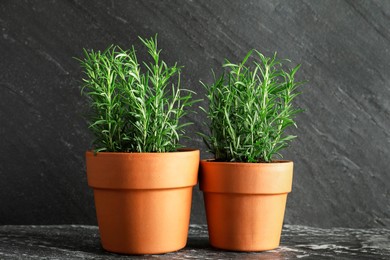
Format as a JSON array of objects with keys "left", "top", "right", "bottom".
[
  {"left": 78, "top": 35, "right": 197, "bottom": 153},
  {"left": 200, "top": 50, "right": 305, "bottom": 162}
]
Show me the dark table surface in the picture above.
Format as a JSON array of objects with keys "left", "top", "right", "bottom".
[{"left": 0, "top": 224, "right": 389, "bottom": 259}]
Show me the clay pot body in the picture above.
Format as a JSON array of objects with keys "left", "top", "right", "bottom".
[
  {"left": 86, "top": 150, "right": 199, "bottom": 254},
  {"left": 199, "top": 160, "right": 293, "bottom": 252}
]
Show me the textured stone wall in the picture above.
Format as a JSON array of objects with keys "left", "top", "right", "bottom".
[{"left": 0, "top": 0, "right": 389, "bottom": 228}]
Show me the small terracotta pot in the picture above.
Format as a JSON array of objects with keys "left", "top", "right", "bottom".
[
  {"left": 86, "top": 149, "right": 199, "bottom": 254},
  {"left": 199, "top": 160, "right": 293, "bottom": 252}
]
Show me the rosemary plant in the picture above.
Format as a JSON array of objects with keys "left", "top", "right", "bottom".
[
  {"left": 78, "top": 35, "right": 196, "bottom": 153},
  {"left": 200, "top": 50, "right": 304, "bottom": 163}
]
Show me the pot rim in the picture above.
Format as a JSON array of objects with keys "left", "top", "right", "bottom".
[
  {"left": 86, "top": 149, "right": 199, "bottom": 190},
  {"left": 87, "top": 148, "right": 199, "bottom": 156},
  {"left": 201, "top": 159, "right": 292, "bottom": 165},
  {"left": 199, "top": 159, "right": 293, "bottom": 194}
]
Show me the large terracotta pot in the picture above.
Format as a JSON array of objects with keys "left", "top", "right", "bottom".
[
  {"left": 199, "top": 160, "right": 293, "bottom": 251},
  {"left": 86, "top": 149, "right": 199, "bottom": 254}
]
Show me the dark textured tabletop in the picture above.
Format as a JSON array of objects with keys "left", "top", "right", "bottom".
[{"left": 0, "top": 224, "right": 389, "bottom": 259}]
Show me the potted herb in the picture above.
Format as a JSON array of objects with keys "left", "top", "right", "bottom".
[
  {"left": 78, "top": 35, "right": 199, "bottom": 254},
  {"left": 199, "top": 50, "right": 304, "bottom": 251}
]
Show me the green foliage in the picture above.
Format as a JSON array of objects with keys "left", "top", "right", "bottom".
[
  {"left": 200, "top": 50, "right": 305, "bottom": 163},
  {"left": 78, "top": 35, "right": 196, "bottom": 153}
]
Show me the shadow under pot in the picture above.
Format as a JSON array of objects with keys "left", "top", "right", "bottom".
[
  {"left": 86, "top": 150, "right": 199, "bottom": 255},
  {"left": 199, "top": 160, "right": 293, "bottom": 252}
]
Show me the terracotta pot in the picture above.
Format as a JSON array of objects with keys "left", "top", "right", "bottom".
[
  {"left": 199, "top": 160, "right": 293, "bottom": 252},
  {"left": 86, "top": 149, "right": 199, "bottom": 254}
]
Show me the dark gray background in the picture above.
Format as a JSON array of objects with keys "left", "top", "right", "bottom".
[{"left": 1, "top": 0, "right": 389, "bottom": 228}]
